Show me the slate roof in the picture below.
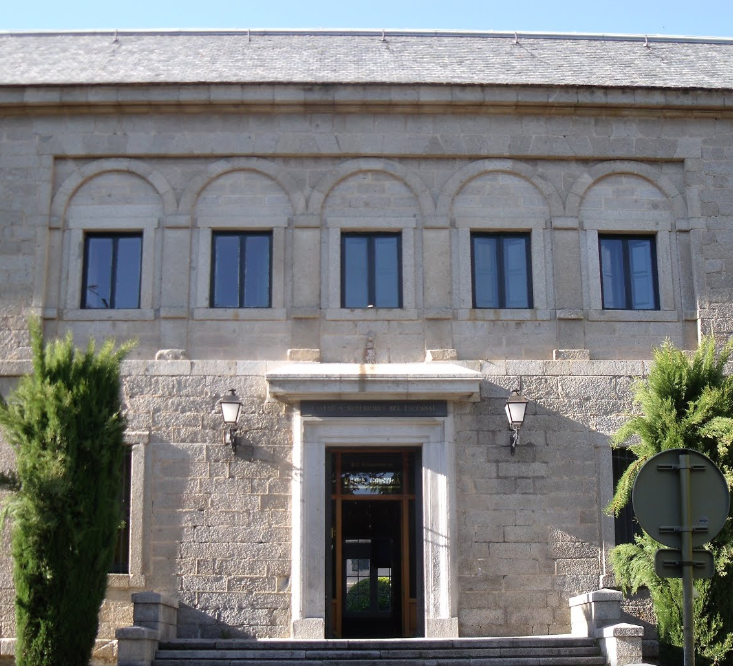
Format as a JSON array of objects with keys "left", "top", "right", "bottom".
[{"left": 1, "top": 30, "right": 732, "bottom": 90}]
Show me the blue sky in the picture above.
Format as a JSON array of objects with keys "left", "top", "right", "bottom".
[{"left": 2, "top": 0, "right": 732, "bottom": 37}]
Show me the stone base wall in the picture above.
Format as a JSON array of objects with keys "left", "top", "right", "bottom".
[
  {"left": 454, "top": 360, "right": 640, "bottom": 636},
  {"left": 122, "top": 360, "right": 294, "bottom": 639},
  {"left": 0, "top": 358, "right": 651, "bottom": 640}
]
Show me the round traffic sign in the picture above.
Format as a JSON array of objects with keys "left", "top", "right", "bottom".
[{"left": 632, "top": 448, "right": 730, "bottom": 549}]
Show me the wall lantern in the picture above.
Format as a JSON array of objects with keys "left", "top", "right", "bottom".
[
  {"left": 218, "top": 389, "right": 243, "bottom": 453},
  {"left": 504, "top": 389, "right": 529, "bottom": 456}
]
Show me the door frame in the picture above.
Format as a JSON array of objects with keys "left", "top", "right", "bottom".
[
  {"left": 327, "top": 449, "right": 420, "bottom": 638},
  {"left": 291, "top": 414, "right": 459, "bottom": 639}
]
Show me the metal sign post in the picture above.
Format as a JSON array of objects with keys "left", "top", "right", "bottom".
[
  {"left": 679, "top": 454, "right": 695, "bottom": 666},
  {"left": 632, "top": 449, "right": 730, "bottom": 666}
]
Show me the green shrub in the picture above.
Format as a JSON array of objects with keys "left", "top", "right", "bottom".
[
  {"left": 607, "top": 337, "right": 733, "bottom": 666},
  {"left": 345, "top": 577, "right": 392, "bottom": 612},
  {"left": 0, "top": 321, "right": 133, "bottom": 666}
]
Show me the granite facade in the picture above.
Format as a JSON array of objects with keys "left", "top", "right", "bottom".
[{"left": 1, "top": 35, "right": 732, "bottom": 655}]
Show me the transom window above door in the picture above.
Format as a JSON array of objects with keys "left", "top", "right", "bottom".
[
  {"left": 341, "top": 233, "right": 402, "bottom": 309},
  {"left": 471, "top": 232, "right": 533, "bottom": 309}
]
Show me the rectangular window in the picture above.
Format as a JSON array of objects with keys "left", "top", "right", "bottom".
[
  {"left": 210, "top": 231, "right": 272, "bottom": 308},
  {"left": 110, "top": 447, "right": 133, "bottom": 574},
  {"left": 341, "top": 233, "right": 402, "bottom": 308},
  {"left": 599, "top": 235, "right": 659, "bottom": 310},
  {"left": 612, "top": 448, "right": 642, "bottom": 545},
  {"left": 82, "top": 233, "right": 142, "bottom": 309},
  {"left": 471, "top": 232, "right": 532, "bottom": 309}
]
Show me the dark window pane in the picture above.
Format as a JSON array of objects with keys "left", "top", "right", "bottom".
[
  {"left": 212, "top": 232, "right": 273, "bottom": 308},
  {"left": 600, "top": 236, "right": 658, "bottom": 311},
  {"left": 110, "top": 447, "right": 132, "bottom": 574},
  {"left": 373, "top": 236, "right": 400, "bottom": 308},
  {"left": 472, "top": 233, "right": 531, "bottom": 309},
  {"left": 473, "top": 236, "right": 499, "bottom": 308},
  {"left": 503, "top": 237, "right": 530, "bottom": 308},
  {"left": 343, "top": 236, "right": 369, "bottom": 308},
  {"left": 342, "top": 233, "right": 402, "bottom": 309},
  {"left": 628, "top": 239, "right": 656, "bottom": 310},
  {"left": 612, "top": 448, "right": 642, "bottom": 545},
  {"left": 600, "top": 238, "right": 627, "bottom": 309},
  {"left": 212, "top": 235, "right": 241, "bottom": 307},
  {"left": 114, "top": 236, "right": 142, "bottom": 309},
  {"left": 84, "top": 237, "right": 113, "bottom": 308},
  {"left": 243, "top": 235, "right": 271, "bottom": 307}
]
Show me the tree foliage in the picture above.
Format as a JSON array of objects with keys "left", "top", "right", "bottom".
[
  {"left": 607, "top": 337, "right": 733, "bottom": 665},
  {"left": 0, "top": 320, "right": 133, "bottom": 666},
  {"left": 345, "top": 577, "right": 392, "bottom": 613}
]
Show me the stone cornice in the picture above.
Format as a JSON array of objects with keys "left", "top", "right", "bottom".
[{"left": 1, "top": 83, "right": 733, "bottom": 117}]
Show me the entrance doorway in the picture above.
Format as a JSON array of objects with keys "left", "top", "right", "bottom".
[{"left": 327, "top": 450, "right": 421, "bottom": 638}]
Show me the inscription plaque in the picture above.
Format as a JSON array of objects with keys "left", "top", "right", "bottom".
[{"left": 300, "top": 400, "right": 447, "bottom": 418}]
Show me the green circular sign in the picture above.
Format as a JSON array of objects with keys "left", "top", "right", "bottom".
[{"left": 632, "top": 448, "right": 730, "bottom": 549}]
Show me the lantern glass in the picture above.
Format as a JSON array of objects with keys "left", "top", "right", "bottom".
[
  {"left": 220, "top": 390, "right": 242, "bottom": 425},
  {"left": 504, "top": 391, "right": 528, "bottom": 429}
]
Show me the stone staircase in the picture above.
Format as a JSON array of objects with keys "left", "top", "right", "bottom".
[{"left": 152, "top": 635, "right": 608, "bottom": 666}]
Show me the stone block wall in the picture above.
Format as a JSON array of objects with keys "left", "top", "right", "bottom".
[
  {"left": 454, "top": 360, "right": 640, "bottom": 636},
  {"left": 2, "top": 81, "right": 733, "bottom": 644},
  {"left": 5, "top": 98, "right": 732, "bottom": 363},
  {"left": 122, "top": 360, "right": 294, "bottom": 639},
  {"left": 0, "top": 357, "right": 648, "bottom": 640},
  {"left": 41, "top": 146, "right": 695, "bottom": 362}
]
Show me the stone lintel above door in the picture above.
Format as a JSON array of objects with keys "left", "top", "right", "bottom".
[{"left": 266, "top": 362, "right": 482, "bottom": 403}]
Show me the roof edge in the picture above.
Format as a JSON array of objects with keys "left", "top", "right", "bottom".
[{"left": 1, "top": 28, "right": 733, "bottom": 45}]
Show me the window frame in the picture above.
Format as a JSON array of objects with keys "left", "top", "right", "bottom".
[
  {"left": 209, "top": 230, "right": 273, "bottom": 309},
  {"left": 80, "top": 231, "right": 143, "bottom": 310},
  {"left": 59, "top": 218, "right": 157, "bottom": 322},
  {"left": 107, "top": 436, "right": 148, "bottom": 590},
  {"left": 598, "top": 234, "right": 659, "bottom": 311},
  {"left": 470, "top": 232, "right": 533, "bottom": 309},
  {"left": 340, "top": 231, "right": 403, "bottom": 309}
]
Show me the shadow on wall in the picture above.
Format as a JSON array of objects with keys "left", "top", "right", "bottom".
[
  {"left": 453, "top": 372, "right": 655, "bottom": 647},
  {"left": 125, "top": 368, "right": 295, "bottom": 640},
  {"left": 176, "top": 604, "right": 256, "bottom": 640}
]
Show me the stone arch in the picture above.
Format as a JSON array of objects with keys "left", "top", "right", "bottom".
[
  {"left": 436, "top": 159, "right": 563, "bottom": 220},
  {"left": 51, "top": 158, "right": 175, "bottom": 221},
  {"left": 574, "top": 162, "right": 683, "bottom": 314},
  {"left": 180, "top": 158, "right": 306, "bottom": 221},
  {"left": 307, "top": 158, "right": 435, "bottom": 220},
  {"left": 566, "top": 161, "right": 687, "bottom": 222},
  {"left": 55, "top": 161, "right": 166, "bottom": 314}
]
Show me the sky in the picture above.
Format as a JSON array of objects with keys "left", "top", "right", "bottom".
[{"left": 2, "top": 0, "right": 732, "bottom": 38}]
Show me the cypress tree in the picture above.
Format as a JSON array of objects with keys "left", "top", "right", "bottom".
[
  {"left": 607, "top": 337, "right": 733, "bottom": 665},
  {"left": 0, "top": 320, "right": 133, "bottom": 666}
]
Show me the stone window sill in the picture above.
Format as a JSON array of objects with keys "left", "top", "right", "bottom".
[
  {"left": 107, "top": 573, "right": 147, "bottom": 590},
  {"left": 62, "top": 309, "right": 155, "bottom": 321},
  {"left": 456, "top": 308, "right": 552, "bottom": 321},
  {"left": 192, "top": 308, "right": 287, "bottom": 320},
  {"left": 587, "top": 309, "right": 679, "bottom": 322},
  {"left": 324, "top": 308, "right": 419, "bottom": 321}
]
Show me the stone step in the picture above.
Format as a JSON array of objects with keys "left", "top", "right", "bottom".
[
  {"left": 153, "top": 636, "right": 606, "bottom": 666},
  {"left": 153, "top": 660, "right": 607, "bottom": 666},
  {"left": 154, "top": 647, "right": 603, "bottom": 659},
  {"left": 158, "top": 637, "right": 600, "bottom": 651},
  {"left": 155, "top": 652, "right": 604, "bottom": 661}
]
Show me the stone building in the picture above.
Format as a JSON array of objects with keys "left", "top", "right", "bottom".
[{"left": 0, "top": 28, "right": 732, "bottom": 662}]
